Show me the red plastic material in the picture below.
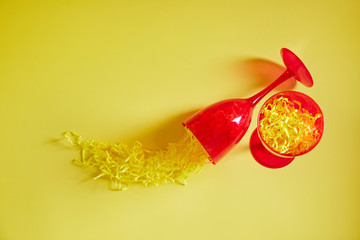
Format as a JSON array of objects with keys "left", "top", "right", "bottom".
[
  {"left": 250, "top": 129, "right": 294, "bottom": 169},
  {"left": 250, "top": 91, "right": 324, "bottom": 168},
  {"left": 281, "top": 48, "right": 313, "bottom": 87},
  {"left": 183, "top": 48, "right": 314, "bottom": 164},
  {"left": 183, "top": 99, "right": 253, "bottom": 164}
]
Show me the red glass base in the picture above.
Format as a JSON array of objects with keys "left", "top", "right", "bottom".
[
  {"left": 281, "top": 48, "right": 313, "bottom": 87},
  {"left": 250, "top": 129, "right": 294, "bottom": 169}
]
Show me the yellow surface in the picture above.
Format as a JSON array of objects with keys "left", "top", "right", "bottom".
[{"left": 1, "top": 0, "right": 359, "bottom": 239}]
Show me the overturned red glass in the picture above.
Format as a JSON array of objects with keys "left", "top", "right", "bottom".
[{"left": 183, "top": 48, "right": 314, "bottom": 164}]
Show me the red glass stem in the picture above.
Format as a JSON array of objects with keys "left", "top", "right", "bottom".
[
  {"left": 183, "top": 68, "right": 295, "bottom": 164},
  {"left": 249, "top": 70, "right": 293, "bottom": 106}
]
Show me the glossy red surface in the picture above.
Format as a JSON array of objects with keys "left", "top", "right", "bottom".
[
  {"left": 281, "top": 48, "right": 313, "bottom": 87},
  {"left": 250, "top": 129, "right": 294, "bottom": 169},
  {"left": 258, "top": 91, "right": 324, "bottom": 157},
  {"left": 183, "top": 99, "right": 253, "bottom": 164},
  {"left": 183, "top": 48, "right": 314, "bottom": 165},
  {"left": 250, "top": 91, "right": 324, "bottom": 168}
]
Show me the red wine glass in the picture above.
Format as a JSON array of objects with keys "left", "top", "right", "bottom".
[{"left": 183, "top": 48, "right": 314, "bottom": 164}]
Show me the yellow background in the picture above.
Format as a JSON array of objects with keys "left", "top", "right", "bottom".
[{"left": 1, "top": 0, "right": 359, "bottom": 239}]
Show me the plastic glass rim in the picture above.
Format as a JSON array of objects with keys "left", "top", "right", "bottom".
[{"left": 257, "top": 91, "right": 324, "bottom": 158}]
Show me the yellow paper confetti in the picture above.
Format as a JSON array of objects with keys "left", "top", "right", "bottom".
[
  {"left": 259, "top": 96, "right": 322, "bottom": 155},
  {"left": 63, "top": 128, "right": 210, "bottom": 190}
]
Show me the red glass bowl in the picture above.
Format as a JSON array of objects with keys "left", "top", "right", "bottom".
[{"left": 250, "top": 91, "right": 324, "bottom": 168}]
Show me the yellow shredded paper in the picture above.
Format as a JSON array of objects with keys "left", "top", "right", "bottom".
[
  {"left": 259, "top": 96, "right": 322, "bottom": 155},
  {"left": 63, "top": 128, "right": 210, "bottom": 190}
]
